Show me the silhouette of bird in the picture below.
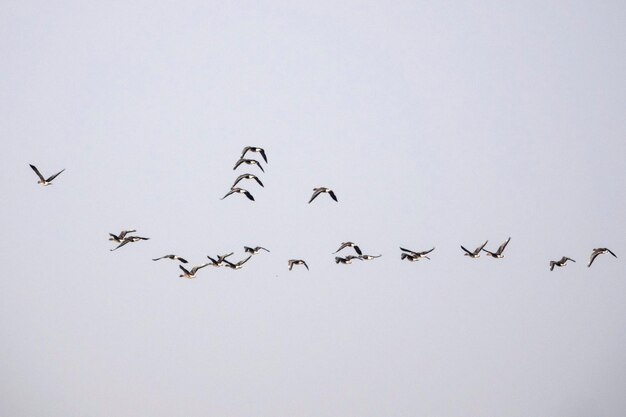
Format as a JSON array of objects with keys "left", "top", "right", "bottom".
[
  {"left": 335, "top": 255, "right": 362, "bottom": 264},
  {"left": 29, "top": 164, "right": 65, "bottom": 186},
  {"left": 288, "top": 259, "right": 309, "bottom": 271},
  {"left": 152, "top": 254, "right": 188, "bottom": 264},
  {"left": 359, "top": 254, "right": 381, "bottom": 260},
  {"left": 333, "top": 242, "right": 362, "bottom": 255},
  {"left": 401, "top": 253, "right": 422, "bottom": 262},
  {"left": 400, "top": 246, "right": 434, "bottom": 260},
  {"left": 482, "top": 238, "right": 511, "bottom": 258},
  {"left": 221, "top": 187, "right": 254, "bottom": 201},
  {"left": 207, "top": 252, "right": 234, "bottom": 267},
  {"left": 233, "top": 158, "right": 264, "bottom": 172},
  {"left": 240, "top": 146, "right": 268, "bottom": 163},
  {"left": 461, "top": 240, "right": 488, "bottom": 258},
  {"left": 110, "top": 236, "right": 149, "bottom": 251},
  {"left": 308, "top": 187, "right": 338, "bottom": 203},
  {"left": 588, "top": 248, "right": 617, "bottom": 267},
  {"left": 232, "top": 173, "right": 264, "bottom": 188},
  {"left": 244, "top": 246, "right": 270, "bottom": 254},
  {"left": 108, "top": 229, "right": 137, "bottom": 243},
  {"left": 178, "top": 264, "right": 210, "bottom": 279},
  {"left": 550, "top": 256, "right": 575, "bottom": 271},
  {"left": 223, "top": 255, "right": 252, "bottom": 270}
]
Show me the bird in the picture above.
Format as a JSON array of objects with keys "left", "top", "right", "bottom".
[
  {"left": 333, "top": 242, "right": 362, "bottom": 255},
  {"left": 240, "top": 146, "right": 268, "bottom": 163},
  {"left": 359, "top": 254, "right": 381, "bottom": 260},
  {"left": 482, "top": 238, "right": 511, "bottom": 258},
  {"left": 335, "top": 255, "right": 362, "bottom": 264},
  {"left": 288, "top": 259, "right": 309, "bottom": 271},
  {"left": 221, "top": 187, "right": 254, "bottom": 201},
  {"left": 588, "top": 248, "right": 617, "bottom": 267},
  {"left": 550, "top": 256, "right": 575, "bottom": 271},
  {"left": 308, "top": 187, "right": 338, "bottom": 203},
  {"left": 108, "top": 229, "right": 137, "bottom": 243},
  {"left": 400, "top": 246, "right": 435, "bottom": 260},
  {"left": 232, "top": 173, "right": 264, "bottom": 188},
  {"left": 461, "top": 240, "right": 488, "bottom": 258},
  {"left": 223, "top": 255, "right": 252, "bottom": 270},
  {"left": 152, "top": 254, "right": 188, "bottom": 263},
  {"left": 244, "top": 246, "right": 270, "bottom": 254},
  {"left": 29, "top": 164, "right": 65, "bottom": 186},
  {"left": 178, "top": 264, "right": 210, "bottom": 279},
  {"left": 110, "top": 236, "right": 149, "bottom": 251},
  {"left": 233, "top": 158, "right": 264, "bottom": 172},
  {"left": 206, "top": 252, "right": 234, "bottom": 267}
]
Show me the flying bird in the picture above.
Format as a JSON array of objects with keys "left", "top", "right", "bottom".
[
  {"left": 223, "top": 255, "right": 252, "bottom": 270},
  {"left": 221, "top": 187, "right": 255, "bottom": 201},
  {"left": 308, "top": 187, "right": 338, "bottom": 204},
  {"left": 207, "top": 252, "right": 234, "bottom": 267},
  {"left": 549, "top": 256, "right": 575, "bottom": 271},
  {"left": 288, "top": 259, "right": 309, "bottom": 271},
  {"left": 333, "top": 242, "right": 362, "bottom": 255},
  {"left": 233, "top": 158, "right": 264, "bottom": 172},
  {"left": 482, "top": 238, "right": 511, "bottom": 259},
  {"left": 588, "top": 248, "right": 617, "bottom": 267},
  {"left": 232, "top": 173, "right": 264, "bottom": 188},
  {"left": 359, "top": 254, "right": 382, "bottom": 260},
  {"left": 30, "top": 164, "right": 65, "bottom": 186},
  {"left": 335, "top": 255, "right": 362, "bottom": 264},
  {"left": 461, "top": 240, "right": 488, "bottom": 258},
  {"left": 110, "top": 236, "right": 149, "bottom": 251},
  {"left": 240, "top": 146, "right": 268, "bottom": 163},
  {"left": 152, "top": 254, "right": 188, "bottom": 264},
  {"left": 178, "top": 264, "right": 210, "bottom": 279},
  {"left": 108, "top": 229, "right": 137, "bottom": 243},
  {"left": 400, "top": 246, "right": 435, "bottom": 260},
  {"left": 244, "top": 246, "right": 270, "bottom": 254}
]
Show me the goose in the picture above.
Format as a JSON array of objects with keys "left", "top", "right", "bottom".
[
  {"left": 244, "top": 246, "right": 270, "bottom": 254},
  {"left": 482, "top": 237, "right": 511, "bottom": 258},
  {"left": 335, "top": 255, "right": 362, "bottom": 264},
  {"left": 152, "top": 254, "right": 188, "bottom": 264},
  {"left": 233, "top": 158, "right": 264, "bottom": 172},
  {"left": 400, "top": 246, "right": 435, "bottom": 260},
  {"left": 308, "top": 187, "right": 338, "bottom": 203},
  {"left": 550, "top": 256, "right": 575, "bottom": 271},
  {"left": 223, "top": 255, "right": 252, "bottom": 270},
  {"left": 178, "top": 263, "right": 210, "bottom": 279},
  {"left": 108, "top": 229, "right": 137, "bottom": 243},
  {"left": 240, "top": 146, "right": 268, "bottom": 163},
  {"left": 232, "top": 173, "right": 264, "bottom": 188},
  {"left": 206, "top": 252, "right": 234, "bottom": 267},
  {"left": 359, "top": 254, "right": 382, "bottom": 260},
  {"left": 110, "top": 236, "right": 149, "bottom": 251},
  {"left": 221, "top": 187, "right": 254, "bottom": 201},
  {"left": 29, "top": 164, "right": 65, "bottom": 186},
  {"left": 333, "top": 241, "right": 362, "bottom": 255},
  {"left": 588, "top": 248, "right": 617, "bottom": 267},
  {"left": 288, "top": 259, "right": 309, "bottom": 271},
  {"left": 461, "top": 240, "right": 488, "bottom": 258}
]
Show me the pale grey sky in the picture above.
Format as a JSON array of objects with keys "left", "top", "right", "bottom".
[{"left": 1, "top": 1, "right": 625, "bottom": 416}]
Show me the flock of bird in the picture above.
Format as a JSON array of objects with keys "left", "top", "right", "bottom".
[{"left": 29, "top": 150, "right": 619, "bottom": 279}]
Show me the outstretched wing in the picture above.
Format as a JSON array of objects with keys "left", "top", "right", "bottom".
[
  {"left": 240, "top": 146, "right": 252, "bottom": 159},
  {"left": 334, "top": 242, "right": 349, "bottom": 253},
  {"left": 302, "top": 261, "right": 309, "bottom": 270},
  {"left": 353, "top": 245, "right": 362, "bottom": 255},
  {"left": 259, "top": 148, "right": 268, "bottom": 163},
  {"left": 421, "top": 247, "right": 435, "bottom": 255},
  {"left": 238, "top": 256, "right": 252, "bottom": 266},
  {"left": 221, "top": 189, "right": 236, "bottom": 200},
  {"left": 253, "top": 175, "right": 264, "bottom": 187},
  {"left": 110, "top": 239, "right": 130, "bottom": 251},
  {"left": 29, "top": 164, "right": 45, "bottom": 182},
  {"left": 476, "top": 240, "right": 489, "bottom": 253},
  {"left": 400, "top": 247, "right": 418, "bottom": 256},
  {"left": 179, "top": 265, "right": 191, "bottom": 275},
  {"left": 328, "top": 190, "right": 338, "bottom": 202},
  {"left": 242, "top": 189, "right": 255, "bottom": 201},
  {"left": 588, "top": 250, "right": 600, "bottom": 267},
  {"left": 46, "top": 169, "right": 65, "bottom": 182},
  {"left": 308, "top": 189, "right": 322, "bottom": 204},
  {"left": 497, "top": 237, "right": 511, "bottom": 254},
  {"left": 607, "top": 249, "right": 617, "bottom": 258},
  {"left": 257, "top": 246, "right": 270, "bottom": 252},
  {"left": 460, "top": 245, "right": 472, "bottom": 255},
  {"left": 233, "top": 159, "right": 245, "bottom": 170}
]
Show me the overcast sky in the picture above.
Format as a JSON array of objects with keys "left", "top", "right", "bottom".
[{"left": 1, "top": 1, "right": 625, "bottom": 416}]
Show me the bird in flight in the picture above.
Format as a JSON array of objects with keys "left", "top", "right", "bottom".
[
  {"left": 588, "top": 248, "right": 617, "bottom": 267},
  {"left": 308, "top": 187, "right": 338, "bottom": 203},
  {"left": 335, "top": 255, "right": 362, "bottom": 264},
  {"left": 29, "top": 164, "right": 65, "bottom": 186},
  {"left": 223, "top": 255, "right": 252, "bottom": 270},
  {"left": 333, "top": 242, "right": 362, "bottom": 255},
  {"left": 549, "top": 256, "right": 575, "bottom": 271},
  {"left": 178, "top": 264, "right": 210, "bottom": 279},
  {"left": 400, "top": 246, "right": 435, "bottom": 260},
  {"left": 482, "top": 238, "right": 511, "bottom": 258},
  {"left": 110, "top": 235, "right": 149, "bottom": 251},
  {"left": 108, "top": 229, "right": 137, "bottom": 243},
  {"left": 207, "top": 252, "right": 234, "bottom": 267},
  {"left": 240, "top": 146, "right": 268, "bottom": 163},
  {"left": 288, "top": 259, "right": 309, "bottom": 271},
  {"left": 461, "top": 240, "right": 488, "bottom": 258},
  {"left": 221, "top": 187, "right": 255, "bottom": 201},
  {"left": 244, "top": 246, "right": 270, "bottom": 255},
  {"left": 232, "top": 173, "right": 264, "bottom": 188},
  {"left": 152, "top": 254, "right": 188, "bottom": 264},
  {"left": 359, "top": 254, "right": 381, "bottom": 260},
  {"left": 233, "top": 158, "right": 264, "bottom": 172}
]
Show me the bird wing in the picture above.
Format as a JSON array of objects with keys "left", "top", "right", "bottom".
[
  {"left": 259, "top": 148, "right": 268, "bottom": 163},
  {"left": 607, "top": 249, "right": 617, "bottom": 258},
  {"left": 308, "top": 189, "right": 322, "bottom": 204},
  {"left": 176, "top": 257, "right": 188, "bottom": 264},
  {"left": 152, "top": 256, "right": 165, "bottom": 261},
  {"left": 497, "top": 237, "right": 511, "bottom": 254},
  {"left": 240, "top": 146, "right": 252, "bottom": 158},
  {"left": 460, "top": 245, "right": 472, "bottom": 255},
  {"left": 550, "top": 262, "right": 555, "bottom": 271},
  {"left": 254, "top": 176, "right": 264, "bottom": 187},
  {"left": 334, "top": 242, "right": 349, "bottom": 253},
  {"left": 46, "top": 169, "right": 65, "bottom": 182},
  {"left": 119, "top": 230, "right": 136, "bottom": 239},
  {"left": 221, "top": 189, "right": 236, "bottom": 200},
  {"left": 233, "top": 159, "right": 244, "bottom": 170},
  {"left": 353, "top": 245, "right": 362, "bottom": 255},
  {"left": 476, "top": 240, "right": 489, "bottom": 253},
  {"left": 256, "top": 161, "right": 265, "bottom": 172},
  {"left": 288, "top": 261, "right": 294, "bottom": 270},
  {"left": 110, "top": 239, "right": 130, "bottom": 251},
  {"left": 303, "top": 261, "right": 309, "bottom": 270},
  {"left": 588, "top": 250, "right": 600, "bottom": 267},
  {"left": 328, "top": 190, "right": 338, "bottom": 202},
  {"left": 29, "top": 164, "right": 46, "bottom": 181},
  {"left": 400, "top": 247, "right": 418, "bottom": 256},
  {"left": 238, "top": 256, "right": 252, "bottom": 266},
  {"left": 421, "top": 247, "right": 435, "bottom": 255},
  {"left": 258, "top": 246, "right": 270, "bottom": 252},
  {"left": 231, "top": 175, "right": 245, "bottom": 188},
  {"left": 191, "top": 263, "right": 210, "bottom": 274},
  {"left": 242, "top": 190, "right": 255, "bottom": 201},
  {"left": 179, "top": 265, "right": 191, "bottom": 275}
]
